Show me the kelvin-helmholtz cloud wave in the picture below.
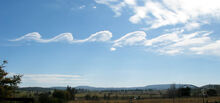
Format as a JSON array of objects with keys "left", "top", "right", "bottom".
[
  {"left": 10, "top": 30, "right": 220, "bottom": 56},
  {"left": 10, "top": 0, "right": 220, "bottom": 56},
  {"left": 11, "top": 31, "right": 112, "bottom": 43}
]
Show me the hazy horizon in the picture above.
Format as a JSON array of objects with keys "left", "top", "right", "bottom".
[{"left": 19, "top": 83, "right": 218, "bottom": 88}]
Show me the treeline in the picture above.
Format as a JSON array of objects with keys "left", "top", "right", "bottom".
[
  {"left": 80, "top": 85, "right": 220, "bottom": 101},
  {"left": 167, "top": 84, "right": 219, "bottom": 98},
  {"left": 36, "top": 86, "right": 76, "bottom": 103}
]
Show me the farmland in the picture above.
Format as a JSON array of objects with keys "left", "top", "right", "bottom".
[
  {"left": 68, "top": 97, "right": 220, "bottom": 103},
  {"left": 14, "top": 84, "right": 220, "bottom": 103}
]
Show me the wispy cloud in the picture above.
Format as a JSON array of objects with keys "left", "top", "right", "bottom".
[
  {"left": 93, "top": 6, "right": 97, "bottom": 9},
  {"left": 95, "top": 0, "right": 220, "bottom": 29},
  {"left": 95, "top": 0, "right": 126, "bottom": 17},
  {"left": 10, "top": 73, "right": 88, "bottom": 87},
  {"left": 109, "top": 30, "right": 219, "bottom": 56},
  {"left": 110, "top": 47, "right": 116, "bottom": 51},
  {"left": 79, "top": 5, "right": 86, "bottom": 9},
  {"left": 10, "top": 31, "right": 112, "bottom": 43},
  {"left": 91, "top": 0, "right": 220, "bottom": 56},
  {"left": 184, "top": 22, "right": 201, "bottom": 31},
  {"left": 190, "top": 40, "right": 220, "bottom": 56}
]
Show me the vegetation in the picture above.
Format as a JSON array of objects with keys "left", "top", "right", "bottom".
[
  {"left": 0, "top": 60, "right": 22, "bottom": 98},
  {"left": 15, "top": 86, "right": 220, "bottom": 103},
  {"left": 1, "top": 60, "right": 220, "bottom": 103}
]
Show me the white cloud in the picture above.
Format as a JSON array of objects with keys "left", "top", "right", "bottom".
[
  {"left": 110, "top": 47, "right": 116, "bottom": 51},
  {"left": 48, "top": 33, "right": 74, "bottom": 43},
  {"left": 95, "top": 0, "right": 126, "bottom": 16},
  {"left": 144, "top": 30, "right": 182, "bottom": 46},
  {"left": 92, "top": 0, "right": 220, "bottom": 56},
  {"left": 184, "top": 22, "right": 201, "bottom": 31},
  {"left": 10, "top": 30, "right": 220, "bottom": 56},
  {"left": 10, "top": 32, "right": 74, "bottom": 43},
  {"left": 10, "top": 32, "right": 43, "bottom": 42},
  {"left": 148, "top": 31, "right": 213, "bottom": 55},
  {"left": 76, "top": 31, "right": 112, "bottom": 42},
  {"left": 112, "top": 31, "right": 146, "bottom": 48},
  {"left": 190, "top": 40, "right": 220, "bottom": 55},
  {"left": 10, "top": 31, "right": 112, "bottom": 43},
  {"left": 172, "top": 37, "right": 210, "bottom": 47},
  {"left": 79, "top": 5, "right": 86, "bottom": 9},
  {"left": 110, "top": 30, "right": 218, "bottom": 55},
  {"left": 124, "top": 0, "right": 136, "bottom": 5},
  {"left": 18, "top": 74, "right": 87, "bottom": 87},
  {"left": 96, "top": 0, "right": 220, "bottom": 29},
  {"left": 158, "top": 48, "right": 183, "bottom": 55}
]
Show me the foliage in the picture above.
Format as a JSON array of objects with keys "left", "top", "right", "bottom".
[
  {"left": 66, "top": 86, "right": 77, "bottom": 100},
  {"left": 167, "top": 84, "right": 176, "bottom": 98},
  {"left": 85, "top": 94, "right": 91, "bottom": 100},
  {"left": 207, "top": 89, "right": 217, "bottom": 96},
  {"left": 53, "top": 90, "right": 68, "bottom": 99},
  {"left": 38, "top": 92, "right": 65, "bottom": 103},
  {"left": 0, "top": 60, "right": 22, "bottom": 98},
  {"left": 177, "top": 87, "right": 191, "bottom": 97},
  {"left": 37, "top": 87, "right": 77, "bottom": 103}
]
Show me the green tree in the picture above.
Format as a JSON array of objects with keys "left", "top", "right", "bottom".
[
  {"left": 66, "top": 86, "right": 77, "bottom": 100},
  {"left": 0, "top": 60, "right": 22, "bottom": 98},
  {"left": 52, "top": 90, "right": 67, "bottom": 99},
  {"left": 167, "top": 84, "right": 176, "bottom": 103},
  {"left": 84, "top": 94, "right": 91, "bottom": 100},
  {"left": 207, "top": 89, "right": 217, "bottom": 96},
  {"left": 177, "top": 87, "right": 191, "bottom": 97}
]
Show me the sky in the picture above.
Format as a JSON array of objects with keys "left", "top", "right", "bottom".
[{"left": 0, "top": 0, "right": 220, "bottom": 87}]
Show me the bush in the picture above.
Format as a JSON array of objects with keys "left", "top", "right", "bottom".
[
  {"left": 85, "top": 94, "right": 91, "bottom": 100},
  {"left": 38, "top": 92, "right": 66, "bottom": 103},
  {"left": 207, "top": 89, "right": 217, "bottom": 96},
  {"left": 53, "top": 90, "right": 67, "bottom": 99},
  {"left": 177, "top": 87, "right": 191, "bottom": 97},
  {"left": 38, "top": 93, "right": 50, "bottom": 103}
]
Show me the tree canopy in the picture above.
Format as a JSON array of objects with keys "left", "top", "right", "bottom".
[{"left": 0, "top": 60, "right": 22, "bottom": 98}]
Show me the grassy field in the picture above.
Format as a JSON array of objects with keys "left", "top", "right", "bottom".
[
  {"left": 14, "top": 87, "right": 220, "bottom": 103},
  {"left": 68, "top": 97, "right": 220, "bottom": 103}
]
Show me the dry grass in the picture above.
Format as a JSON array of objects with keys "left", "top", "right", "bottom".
[{"left": 69, "top": 97, "right": 220, "bottom": 103}]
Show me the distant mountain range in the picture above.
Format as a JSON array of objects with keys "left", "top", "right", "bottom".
[
  {"left": 19, "top": 84, "right": 203, "bottom": 91},
  {"left": 201, "top": 84, "right": 220, "bottom": 89},
  {"left": 74, "top": 84, "right": 198, "bottom": 91}
]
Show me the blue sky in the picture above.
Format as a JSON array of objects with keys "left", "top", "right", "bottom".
[{"left": 0, "top": 0, "right": 220, "bottom": 87}]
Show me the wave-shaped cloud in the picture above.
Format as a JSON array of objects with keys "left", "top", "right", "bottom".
[
  {"left": 110, "top": 30, "right": 219, "bottom": 56},
  {"left": 110, "top": 31, "right": 146, "bottom": 51},
  {"left": 112, "top": 31, "right": 146, "bottom": 47},
  {"left": 92, "top": 0, "right": 220, "bottom": 56},
  {"left": 10, "top": 31, "right": 112, "bottom": 43},
  {"left": 10, "top": 30, "right": 220, "bottom": 56}
]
